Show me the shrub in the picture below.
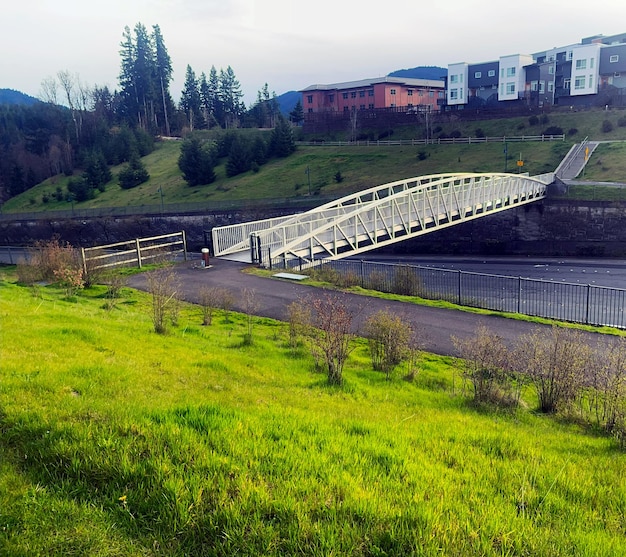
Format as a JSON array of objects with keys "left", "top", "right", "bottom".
[
  {"left": 618, "top": 117, "right": 626, "bottom": 128},
  {"left": 198, "top": 286, "right": 222, "bottom": 326},
  {"left": 453, "top": 325, "right": 520, "bottom": 406},
  {"left": 514, "top": 326, "right": 592, "bottom": 414},
  {"left": 118, "top": 156, "right": 150, "bottom": 189},
  {"left": 146, "top": 266, "right": 180, "bottom": 334},
  {"left": 449, "top": 130, "right": 462, "bottom": 138},
  {"left": 417, "top": 151, "right": 428, "bottom": 161},
  {"left": 528, "top": 115, "right": 539, "bottom": 126},
  {"left": 602, "top": 120, "right": 614, "bottom": 133},
  {"left": 568, "top": 128, "right": 579, "bottom": 136},
  {"left": 542, "top": 126, "right": 563, "bottom": 136},
  {"left": 334, "top": 171, "right": 344, "bottom": 183},
  {"left": 391, "top": 266, "right": 424, "bottom": 297},
  {"left": 475, "top": 128, "right": 485, "bottom": 138},
  {"left": 363, "top": 309, "right": 413, "bottom": 379}
]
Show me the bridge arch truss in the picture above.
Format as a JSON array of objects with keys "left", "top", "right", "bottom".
[{"left": 212, "top": 172, "right": 553, "bottom": 268}]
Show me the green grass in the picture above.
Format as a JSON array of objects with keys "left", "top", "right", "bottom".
[
  {"left": 1, "top": 268, "right": 625, "bottom": 555},
  {"left": 4, "top": 108, "right": 626, "bottom": 214}
]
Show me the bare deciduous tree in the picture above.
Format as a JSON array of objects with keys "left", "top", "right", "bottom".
[
  {"left": 242, "top": 288, "right": 260, "bottom": 344},
  {"left": 305, "top": 293, "right": 358, "bottom": 385},
  {"left": 198, "top": 286, "right": 222, "bottom": 326}
]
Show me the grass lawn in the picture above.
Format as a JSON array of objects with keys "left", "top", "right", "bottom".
[{"left": 1, "top": 267, "right": 625, "bottom": 556}]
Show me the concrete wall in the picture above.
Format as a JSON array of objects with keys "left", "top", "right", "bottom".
[{"left": 2, "top": 198, "right": 626, "bottom": 258}]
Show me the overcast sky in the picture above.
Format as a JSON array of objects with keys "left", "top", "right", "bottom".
[{"left": 2, "top": 0, "right": 625, "bottom": 106}]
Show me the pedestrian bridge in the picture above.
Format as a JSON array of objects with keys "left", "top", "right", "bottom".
[{"left": 212, "top": 172, "right": 554, "bottom": 269}]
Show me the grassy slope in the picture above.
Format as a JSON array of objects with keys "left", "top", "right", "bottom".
[
  {"left": 3, "top": 108, "right": 626, "bottom": 214},
  {"left": 1, "top": 270, "right": 625, "bottom": 556}
]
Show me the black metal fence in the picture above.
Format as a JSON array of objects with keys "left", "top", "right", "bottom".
[{"left": 301, "top": 259, "right": 626, "bottom": 329}]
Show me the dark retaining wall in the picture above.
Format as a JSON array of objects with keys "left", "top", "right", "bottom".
[{"left": 1, "top": 198, "right": 625, "bottom": 258}]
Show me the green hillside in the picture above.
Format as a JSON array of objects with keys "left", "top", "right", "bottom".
[
  {"left": 3, "top": 108, "right": 626, "bottom": 214},
  {"left": 1, "top": 270, "right": 625, "bottom": 555}
]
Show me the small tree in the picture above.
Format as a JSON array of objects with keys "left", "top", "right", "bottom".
[
  {"left": 453, "top": 325, "right": 517, "bottom": 406},
  {"left": 363, "top": 309, "right": 412, "bottom": 380},
  {"left": 178, "top": 137, "right": 216, "bottom": 186},
  {"left": 286, "top": 299, "right": 311, "bottom": 350},
  {"left": 146, "top": 266, "right": 180, "bottom": 334},
  {"left": 305, "top": 293, "right": 357, "bottom": 385},
  {"left": 514, "top": 326, "right": 591, "bottom": 414}
]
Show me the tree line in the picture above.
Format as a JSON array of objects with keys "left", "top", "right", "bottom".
[{"left": 0, "top": 22, "right": 303, "bottom": 204}]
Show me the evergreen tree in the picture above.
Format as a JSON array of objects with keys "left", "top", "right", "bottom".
[
  {"left": 151, "top": 24, "right": 173, "bottom": 136},
  {"left": 269, "top": 115, "right": 296, "bottom": 158},
  {"left": 178, "top": 137, "right": 216, "bottom": 186},
  {"left": 208, "top": 66, "right": 222, "bottom": 127},
  {"left": 180, "top": 65, "right": 205, "bottom": 131},
  {"left": 118, "top": 154, "right": 150, "bottom": 189},
  {"left": 289, "top": 100, "right": 304, "bottom": 125},
  {"left": 83, "top": 150, "right": 112, "bottom": 192},
  {"left": 225, "top": 136, "right": 252, "bottom": 177},
  {"left": 219, "top": 66, "right": 244, "bottom": 128}
]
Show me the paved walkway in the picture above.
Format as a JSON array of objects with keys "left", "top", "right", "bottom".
[{"left": 127, "top": 257, "right": 610, "bottom": 357}]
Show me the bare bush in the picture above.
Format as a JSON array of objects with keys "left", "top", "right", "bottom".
[
  {"left": 364, "top": 270, "right": 388, "bottom": 292},
  {"left": 198, "top": 287, "right": 222, "bottom": 326},
  {"left": 218, "top": 288, "right": 235, "bottom": 322},
  {"left": 304, "top": 293, "right": 357, "bottom": 385},
  {"left": 587, "top": 337, "right": 626, "bottom": 433},
  {"left": 146, "top": 266, "right": 180, "bottom": 334},
  {"left": 453, "top": 325, "right": 519, "bottom": 406},
  {"left": 514, "top": 326, "right": 592, "bottom": 414},
  {"left": 102, "top": 272, "right": 127, "bottom": 310},
  {"left": 363, "top": 309, "right": 412, "bottom": 379},
  {"left": 242, "top": 288, "right": 260, "bottom": 344},
  {"left": 17, "top": 238, "right": 83, "bottom": 290},
  {"left": 286, "top": 299, "right": 311, "bottom": 349}
]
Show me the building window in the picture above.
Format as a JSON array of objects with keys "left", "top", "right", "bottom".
[
  {"left": 350, "top": 91, "right": 357, "bottom": 98},
  {"left": 419, "top": 90, "right": 423, "bottom": 96},
  {"left": 429, "top": 91, "right": 434, "bottom": 97},
  {"left": 407, "top": 89, "right": 413, "bottom": 96},
  {"left": 539, "top": 81, "right": 545, "bottom": 94},
  {"left": 307, "top": 95, "right": 313, "bottom": 103},
  {"left": 564, "top": 78, "right": 571, "bottom": 89},
  {"left": 610, "top": 55, "right": 620, "bottom": 63},
  {"left": 506, "top": 82, "right": 515, "bottom": 95},
  {"left": 368, "top": 90, "right": 374, "bottom": 96},
  {"left": 506, "top": 67, "right": 516, "bottom": 77},
  {"left": 450, "top": 89, "right": 458, "bottom": 100},
  {"left": 450, "top": 75, "right": 458, "bottom": 83},
  {"left": 474, "top": 71, "right": 482, "bottom": 78},
  {"left": 328, "top": 94, "right": 334, "bottom": 102},
  {"left": 390, "top": 88, "right": 396, "bottom": 95},
  {"left": 488, "top": 69, "right": 495, "bottom": 77},
  {"left": 615, "top": 72, "right": 621, "bottom": 78},
  {"left": 574, "top": 76, "right": 586, "bottom": 89},
  {"left": 530, "top": 81, "right": 538, "bottom": 91},
  {"left": 342, "top": 92, "right": 348, "bottom": 99},
  {"left": 548, "top": 82, "right": 554, "bottom": 93},
  {"left": 308, "top": 108, "right": 313, "bottom": 113},
  {"left": 567, "top": 51, "right": 573, "bottom": 60},
  {"left": 343, "top": 106, "right": 349, "bottom": 112},
  {"left": 548, "top": 65, "right": 554, "bottom": 75},
  {"left": 360, "top": 104, "right": 365, "bottom": 109},
  {"left": 359, "top": 90, "right": 365, "bottom": 98},
  {"left": 575, "top": 59, "right": 587, "bottom": 70},
  {"left": 438, "top": 91, "right": 444, "bottom": 98},
  {"left": 589, "top": 75, "right": 593, "bottom": 88},
  {"left": 368, "top": 103, "right": 374, "bottom": 109}
]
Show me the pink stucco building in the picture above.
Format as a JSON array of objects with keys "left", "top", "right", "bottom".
[{"left": 301, "top": 76, "right": 446, "bottom": 114}]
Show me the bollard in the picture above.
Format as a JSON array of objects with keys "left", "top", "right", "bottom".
[{"left": 201, "top": 248, "right": 210, "bottom": 268}]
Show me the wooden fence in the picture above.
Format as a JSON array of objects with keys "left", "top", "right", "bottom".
[{"left": 80, "top": 231, "right": 187, "bottom": 273}]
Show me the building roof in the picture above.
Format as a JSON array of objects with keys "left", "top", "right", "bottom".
[{"left": 300, "top": 76, "right": 445, "bottom": 92}]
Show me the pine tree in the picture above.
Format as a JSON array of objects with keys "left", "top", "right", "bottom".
[
  {"left": 178, "top": 138, "right": 216, "bottom": 186},
  {"left": 180, "top": 65, "right": 205, "bottom": 131},
  {"left": 289, "top": 100, "right": 304, "bottom": 125},
  {"left": 219, "top": 66, "right": 244, "bottom": 129},
  {"left": 151, "top": 24, "right": 173, "bottom": 136},
  {"left": 269, "top": 115, "right": 296, "bottom": 158}
]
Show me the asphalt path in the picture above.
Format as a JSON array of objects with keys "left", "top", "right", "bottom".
[{"left": 126, "top": 257, "right": 613, "bottom": 357}]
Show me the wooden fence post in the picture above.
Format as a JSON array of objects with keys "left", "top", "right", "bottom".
[
  {"left": 135, "top": 238, "right": 142, "bottom": 269},
  {"left": 181, "top": 230, "right": 187, "bottom": 261}
]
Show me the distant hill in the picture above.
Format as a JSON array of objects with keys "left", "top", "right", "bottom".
[
  {"left": 387, "top": 66, "right": 447, "bottom": 81},
  {"left": 0, "top": 89, "right": 40, "bottom": 106},
  {"left": 276, "top": 91, "right": 301, "bottom": 115}
]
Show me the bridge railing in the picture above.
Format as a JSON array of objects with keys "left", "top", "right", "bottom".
[{"left": 276, "top": 259, "right": 625, "bottom": 329}]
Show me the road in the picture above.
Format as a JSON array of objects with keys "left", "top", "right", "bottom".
[{"left": 126, "top": 256, "right": 614, "bottom": 358}]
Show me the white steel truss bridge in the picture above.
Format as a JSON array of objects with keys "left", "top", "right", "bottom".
[{"left": 212, "top": 172, "right": 554, "bottom": 269}]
